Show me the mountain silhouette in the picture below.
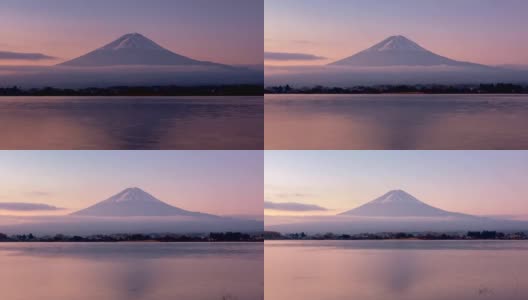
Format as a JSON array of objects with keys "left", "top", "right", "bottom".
[
  {"left": 265, "top": 189, "right": 528, "bottom": 234},
  {"left": 71, "top": 187, "right": 215, "bottom": 217},
  {"left": 339, "top": 189, "right": 470, "bottom": 217},
  {"left": 60, "top": 33, "right": 225, "bottom": 67},
  {"left": 329, "top": 35, "right": 487, "bottom": 68}
]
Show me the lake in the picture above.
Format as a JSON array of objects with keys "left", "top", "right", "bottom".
[
  {"left": 265, "top": 94, "right": 528, "bottom": 149},
  {"left": 265, "top": 240, "right": 528, "bottom": 300},
  {"left": 0, "top": 242, "right": 263, "bottom": 300},
  {"left": 0, "top": 96, "right": 263, "bottom": 149}
]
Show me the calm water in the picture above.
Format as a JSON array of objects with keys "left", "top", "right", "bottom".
[
  {"left": 265, "top": 94, "right": 528, "bottom": 149},
  {"left": 266, "top": 240, "right": 528, "bottom": 300},
  {"left": 0, "top": 96, "right": 263, "bottom": 149},
  {"left": 0, "top": 242, "right": 263, "bottom": 300}
]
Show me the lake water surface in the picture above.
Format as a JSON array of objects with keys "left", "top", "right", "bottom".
[
  {"left": 0, "top": 242, "right": 263, "bottom": 300},
  {"left": 266, "top": 240, "right": 528, "bottom": 300},
  {"left": 0, "top": 96, "right": 263, "bottom": 149},
  {"left": 265, "top": 94, "right": 528, "bottom": 149}
]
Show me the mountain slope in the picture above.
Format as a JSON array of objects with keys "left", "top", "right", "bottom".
[
  {"left": 265, "top": 190, "right": 528, "bottom": 234},
  {"left": 59, "top": 33, "right": 223, "bottom": 67},
  {"left": 339, "top": 189, "right": 469, "bottom": 217},
  {"left": 71, "top": 187, "right": 214, "bottom": 217},
  {"left": 329, "top": 35, "right": 486, "bottom": 67}
]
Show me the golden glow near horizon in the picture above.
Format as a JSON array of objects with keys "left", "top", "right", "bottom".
[{"left": 264, "top": 209, "right": 338, "bottom": 217}]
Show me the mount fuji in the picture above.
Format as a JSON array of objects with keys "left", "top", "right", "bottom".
[
  {"left": 0, "top": 188, "right": 264, "bottom": 235},
  {"left": 72, "top": 187, "right": 215, "bottom": 217},
  {"left": 265, "top": 189, "right": 528, "bottom": 234},
  {"left": 0, "top": 33, "right": 264, "bottom": 88},
  {"left": 265, "top": 35, "right": 528, "bottom": 86},
  {"left": 339, "top": 189, "right": 468, "bottom": 217},
  {"left": 60, "top": 33, "right": 224, "bottom": 67},
  {"left": 329, "top": 35, "right": 486, "bottom": 67}
]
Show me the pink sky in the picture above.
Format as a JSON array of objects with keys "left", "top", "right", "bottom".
[
  {"left": 265, "top": 0, "right": 528, "bottom": 66},
  {"left": 265, "top": 151, "right": 528, "bottom": 217},
  {"left": 0, "top": 0, "right": 263, "bottom": 66},
  {"left": 0, "top": 151, "right": 263, "bottom": 217}
]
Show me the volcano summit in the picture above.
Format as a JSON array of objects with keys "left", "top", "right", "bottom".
[
  {"left": 339, "top": 189, "right": 468, "bottom": 217},
  {"left": 329, "top": 35, "right": 486, "bottom": 67},
  {"left": 264, "top": 189, "right": 528, "bottom": 234},
  {"left": 60, "top": 33, "right": 223, "bottom": 67},
  {"left": 72, "top": 187, "right": 214, "bottom": 217}
]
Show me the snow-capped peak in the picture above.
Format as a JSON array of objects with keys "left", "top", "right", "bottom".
[
  {"left": 100, "top": 33, "right": 165, "bottom": 51},
  {"left": 366, "top": 35, "right": 426, "bottom": 52},
  {"left": 339, "top": 189, "right": 461, "bottom": 217},
  {"left": 108, "top": 187, "right": 161, "bottom": 203},
  {"left": 59, "top": 32, "right": 221, "bottom": 67},
  {"left": 371, "top": 189, "right": 422, "bottom": 204}
]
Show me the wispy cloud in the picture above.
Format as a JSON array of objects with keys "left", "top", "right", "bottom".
[
  {"left": 290, "top": 40, "right": 318, "bottom": 45},
  {"left": 264, "top": 51, "right": 326, "bottom": 61},
  {"left": 0, "top": 203, "right": 64, "bottom": 211},
  {"left": 274, "top": 192, "right": 308, "bottom": 199},
  {"left": 25, "top": 190, "right": 52, "bottom": 197},
  {"left": 0, "top": 51, "right": 57, "bottom": 61},
  {"left": 265, "top": 39, "right": 319, "bottom": 46},
  {"left": 264, "top": 201, "right": 328, "bottom": 212}
]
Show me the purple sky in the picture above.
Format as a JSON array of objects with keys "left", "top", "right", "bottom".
[
  {"left": 0, "top": 151, "right": 263, "bottom": 216},
  {"left": 265, "top": 0, "right": 528, "bottom": 66},
  {"left": 266, "top": 151, "right": 528, "bottom": 216},
  {"left": 0, "top": 0, "right": 263, "bottom": 66}
]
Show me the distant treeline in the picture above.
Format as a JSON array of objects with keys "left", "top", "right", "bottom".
[
  {"left": 265, "top": 230, "right": 528, "bottom": 241},
  {"left": 0, "top": 232, "right": 264, "bottom": 242},
  {"left": 265, "top": 83, "right": 528, "bottom": 94},
  {"left": 0, "top": 85, "right": 263, "bottom": 96}
]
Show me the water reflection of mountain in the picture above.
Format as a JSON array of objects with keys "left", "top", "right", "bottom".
[
  {"left": 265, "top": 94, "right": 528, "bottom": 149},
  {"left": 0, "top": 96, "right": 263, "bottom": 149}
]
